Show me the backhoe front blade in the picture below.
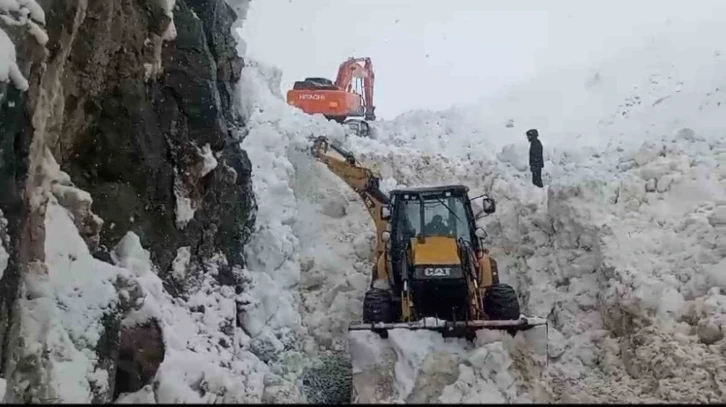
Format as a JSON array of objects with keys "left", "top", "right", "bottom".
[{"left": 348, "top": 315, "right": 546, "bottom": 335}]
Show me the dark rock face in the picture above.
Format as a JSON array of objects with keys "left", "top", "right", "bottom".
[
  {"left": 0, "top": 57, "right": 33, "bottom": 384},
  {"left": 114, "top": 320, "right": 166, "bottom": 399},
  {"left": 0, "top": 0, "right": 255, "bottom": 400},
  {"left": 59, "top": 0, "right": 255, "bottom": 279}
]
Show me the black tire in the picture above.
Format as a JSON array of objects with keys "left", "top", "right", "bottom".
[
  {"left": 483, "top": 283, "right": 521, "bottom": 321},
  {"left": 362, "top": 288, "right": 394, "bottom": 339},
  {"left": 362, "top": 288, "right": 394, "bottom": 324}
]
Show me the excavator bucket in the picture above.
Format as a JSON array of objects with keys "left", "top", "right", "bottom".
[
  {"left": 343, "top": 118, "right": 373, "bottom": 139},
  {"left": 348, "top": 315, "right": 547, "bottom": 340}
]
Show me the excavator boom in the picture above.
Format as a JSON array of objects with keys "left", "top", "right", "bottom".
[{"left": 334, "top": 57, "right": 376, "bottom": 121}]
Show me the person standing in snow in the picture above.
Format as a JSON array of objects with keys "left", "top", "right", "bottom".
[{"left": 527, "top": 129, "right": 544, "bottom": 188}]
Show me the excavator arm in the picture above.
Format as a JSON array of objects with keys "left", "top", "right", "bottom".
[{"left": 335, "top": 57, "right": 376, "bottom": 121}]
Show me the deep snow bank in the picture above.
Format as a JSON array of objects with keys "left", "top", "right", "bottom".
[
  {"left": 343, "top": 26, "right": 726, "bottom": 402},
  {"left": 235, "top": 19, "right": 726, "bottom": 403},
  {"left": 343, "top": 134, "right": 726, "bottom": 403},
  {"left": 235, "top": 59, "right": 359, "bottom": 403}
]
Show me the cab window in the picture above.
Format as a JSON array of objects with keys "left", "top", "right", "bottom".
[{"left": 395, "top": 195, "right": 471, "bottom": 242}]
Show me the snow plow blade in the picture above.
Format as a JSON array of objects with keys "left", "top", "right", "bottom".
[{"left": 348, "top": 316, "right": 546, "bottom": 338}]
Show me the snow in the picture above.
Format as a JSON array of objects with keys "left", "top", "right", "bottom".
[
  {"left": 367, "top": 22, "right": 726, "bottom": 160},
  {"left": 170, "top": 246, "right": 191, "bottom": 282},
  {"left": 198, "top": 144, "right": 218, "bottom": 178},
  {"left": 173, "top": 170, "right": 195, "bottom": 229},
  {"left": 0, "top": 28, "right": 27, "bottom": 90},
  {"left": 111, "top": 232, "right": 276, "bottom": 404},
  {"left": 159, "top": 0, "right": 177, "bottom": 40},
  {"left": 0, "top": 0, "right": 47, "bottom": 90},
  {"left": 236, "top": 59, "right": 345, "bottom": 344},
  {"left": 171, "top": 144, "right": 220, "bottom": 229},
  {"left": 14, "top": 196, "right": 120, "bottom": 402}
]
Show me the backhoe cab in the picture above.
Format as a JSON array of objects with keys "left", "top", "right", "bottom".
[
  {"left": 309, "top": 136, "right": 546, "bottom": 340},
  {"left": 360, "top": 185, "right": 530, "bottom": 339}
]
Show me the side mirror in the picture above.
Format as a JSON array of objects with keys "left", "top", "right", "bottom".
[
  {"left": 481, "top": 197, "right": 496, "bottom": 214},
  {"left": 473, "top": 195, "right": 496, "bottom": 219},
  {"left": 475, "top": 227, "right": 488, "bottom": 240},
  {"left": 381, "top": 206, "right": 391, "bottom": 220}
]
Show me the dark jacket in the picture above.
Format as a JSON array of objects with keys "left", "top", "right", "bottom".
[{"left": 529, "top": 138, "right": 544, "bottom": 169}]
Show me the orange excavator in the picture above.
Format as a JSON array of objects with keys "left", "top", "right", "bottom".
[{"left": 287, "top": 57, "right": 376, "bottom": 138}]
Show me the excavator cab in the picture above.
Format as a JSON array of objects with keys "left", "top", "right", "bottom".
[{"left": 287, "top": 57, "right": 376, "bottom": 138}]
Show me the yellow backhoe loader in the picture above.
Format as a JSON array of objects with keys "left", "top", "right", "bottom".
[{"left": 310, "top": 136, "right": 546, "bottom": 340}]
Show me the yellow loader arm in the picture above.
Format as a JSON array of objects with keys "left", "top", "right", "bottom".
[
  {"left": 310, "top": 136, "right": 391, "bottom": 283},
  {"left": 310, "top": 136, "right": 389, "bottom": 226}
]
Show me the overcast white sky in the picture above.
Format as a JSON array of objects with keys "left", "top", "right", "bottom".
[{"left": 240, "top": 0, "right": 726, "bottom": 119}]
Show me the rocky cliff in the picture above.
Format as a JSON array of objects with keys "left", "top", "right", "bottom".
[{"left": 0, "top": 0, "right": 255, "bottom": 402}]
